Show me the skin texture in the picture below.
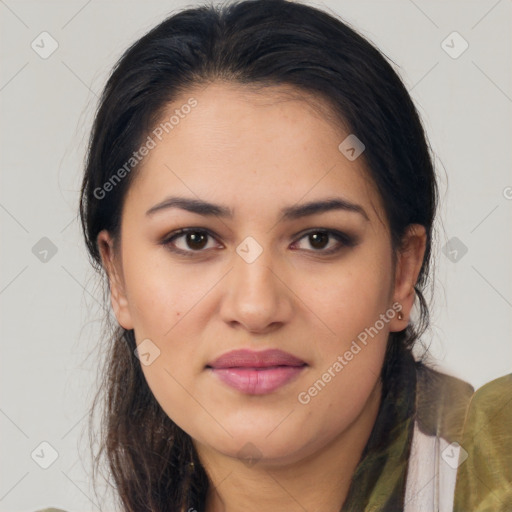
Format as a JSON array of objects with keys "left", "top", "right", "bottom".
[{"left": 97, "top": 81, "right": 427, "bottom": 512}]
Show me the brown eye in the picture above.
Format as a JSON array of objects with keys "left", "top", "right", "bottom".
[
  {"left": 184, "top": 231, "right": 209, "bottom": 250},
  {"left": 162, "top": 229, "right": 219, "bottom": 255},
  {"left": 308, "top": 231, "right": 330, "bottom": 250},
  {"left": 292, "top": 229, "right": 356, "bottom": 255}
]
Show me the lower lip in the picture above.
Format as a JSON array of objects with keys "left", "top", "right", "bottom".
[{"left": 210, "top": 366, "right": 305, "bottom": 395}]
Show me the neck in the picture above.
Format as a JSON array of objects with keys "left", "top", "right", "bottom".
[{"left": 197, "top": 378, "right": 383, "bottom": 512}]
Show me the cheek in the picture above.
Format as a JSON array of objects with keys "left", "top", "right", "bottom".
[
  {"left": 299, "top": 247, "right": 393, "bottom": 347},
  {"left": 291, "top": 355, "right": 384, "bottom": 462},
  {"left": 293, "top": 300, "right": 389, "bottom": 450},
  {"left": 122, "top": 248, "right": 191, "bottom": 333},
  {"left": 139, "top": 358, "right": 207, "bottom": 442},
  {"left": 123, "top": 253, "right": 210, "bottom": 396}
]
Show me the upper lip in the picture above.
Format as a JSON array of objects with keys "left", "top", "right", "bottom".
[{"left": 207, "top": 349, "right": 307, "bottom": 369}]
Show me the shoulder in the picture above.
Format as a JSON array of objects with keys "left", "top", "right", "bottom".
[
  {"left": 461, "top": 372, "right": 512, "bottom": 444},
  {"left": 469, "top": 372, "right": 512, "bottom": 412},
  {"left": 461, "top": 372, "right": 512, "bottom": 441},
  {"left": 453, "top": 373, "right": 512, "bottom": 512},
  {"left": 33, "top": 508, "right": 69, "bottom": 512}
]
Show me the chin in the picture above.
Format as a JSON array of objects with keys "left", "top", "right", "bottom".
[
  {"left": 216, "top": 436, "right": 308, "bottom": 466},
  {"left": 193, "top": 417, "right": 319, "bottom": 465}
]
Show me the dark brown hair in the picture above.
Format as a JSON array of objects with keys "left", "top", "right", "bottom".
[{"left": 79, "top": 0, "right": 438, "bottom": 510}]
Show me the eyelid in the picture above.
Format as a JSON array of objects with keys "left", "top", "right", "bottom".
[
  {"left": 293, "top": 227, "right": 357, "bottom": 247},
  {"left": 161, "top": 227, "right": 223, "bottom": 255}
]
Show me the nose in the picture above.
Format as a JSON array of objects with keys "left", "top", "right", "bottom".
[{"left": 219, "top": 245, "right": 293, "bottom": 335}]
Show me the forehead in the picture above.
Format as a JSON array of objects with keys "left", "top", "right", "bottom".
[{"left": 123, "top": 81, "right": 385, "bottom": 226}]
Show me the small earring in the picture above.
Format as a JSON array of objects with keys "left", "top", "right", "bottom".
[{"left": 397, "top": 311, "right": 404, "bottom": 321}]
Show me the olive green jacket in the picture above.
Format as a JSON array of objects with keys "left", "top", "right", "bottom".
[{"left": 453, "top": 373, "right": 512, "bottom": 512}]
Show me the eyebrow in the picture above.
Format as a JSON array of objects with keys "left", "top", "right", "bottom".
[{"left": 145, "top": 196, "right": 369, "bottom": 221}]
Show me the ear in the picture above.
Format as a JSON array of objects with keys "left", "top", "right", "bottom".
[
  {"left": 389, "top": 224, "right": 427, "bottom": 332},
  {"left": 97, "top": 229, "right": 134, "bottom": 330}
]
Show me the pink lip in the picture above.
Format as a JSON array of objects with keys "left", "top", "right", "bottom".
[{"left": 207, "top": 349, "right": 307, "bottom": 395}]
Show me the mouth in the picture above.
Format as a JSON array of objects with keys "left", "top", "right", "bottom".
[{"left": 206, "top": 349, "right": 307, "bottom": 395}]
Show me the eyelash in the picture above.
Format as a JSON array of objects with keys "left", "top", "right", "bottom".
[{"left": 160, "top": 228, "right": 356, "bottom": 257}]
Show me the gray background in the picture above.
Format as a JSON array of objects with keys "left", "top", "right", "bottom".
[{"left": 1, "top": 0, "right": 511, "bottom": 510}]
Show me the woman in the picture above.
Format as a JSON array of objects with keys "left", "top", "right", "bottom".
[{"left": 37, "top": 0, "right": 480, "bottom": 510}]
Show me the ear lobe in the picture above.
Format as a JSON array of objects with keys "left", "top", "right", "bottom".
[
  {"left": 97, "top": 229, "right": 134, "bottom": 330},
  {"left": 389, "top": 224, "right": 427, "bottom": 332}
]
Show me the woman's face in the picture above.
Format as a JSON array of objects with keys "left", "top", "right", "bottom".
[{"left": 98, "top": 81, "right": 424, "bottom": 467}]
